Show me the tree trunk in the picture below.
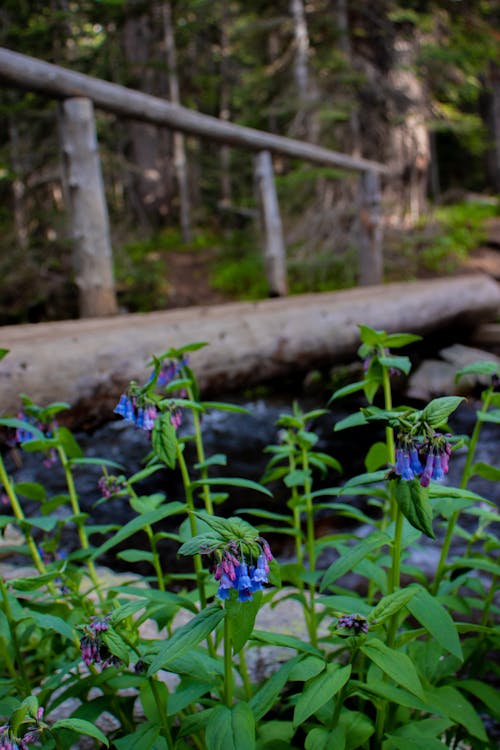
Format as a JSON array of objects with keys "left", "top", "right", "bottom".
[
  {"left": 59, "top": 97, "right": 117, "bottom": 317},
  {"left": 122, "top": 9, "right": 172, "bottom": 226},
  {"left": 162, "top": 0, "right": 192, "bottom": 242},
  {"left": 386, "top": 34, "right": 430, "bottom": 225},
  {"left": 484, "top": 63, "right": 500, "bottom": 192},
  {"left": 218, "top": 0, "right": 232, "bottom": 207},
  {"left": 254, "top": 150, "right": 288, "bottom": 296},
  {"left": 335, "top": 0, "right": 361, "bottom": 158},
  {"left": 8, "top": 116, "right": 29, "bottom": 251},
  {"left": 289, "top": 0, "right": 319, "bottom": 142},
  {"left": 358, "top": 170, "right": 383, "bottom": 285}
]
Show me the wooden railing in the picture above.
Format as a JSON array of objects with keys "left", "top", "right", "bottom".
[{"left": 0, "top": 47, "right": 389, "bottom": 317}]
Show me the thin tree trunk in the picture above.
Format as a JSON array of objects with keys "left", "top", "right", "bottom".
[
  {"left": 162, "top": 0, "right": 192, "bottom": 242},
  {"left": 335, "top": 0, "right": 361, "bottom": 158},
  {"left": 219, "top": 0, "right": 232, "bottom": 207},
  {"left": 8, "top": 116, "right": 29, "bottom": 250},
  {"left": 255, "top": 150, "right": 288, "bottom": 296}
]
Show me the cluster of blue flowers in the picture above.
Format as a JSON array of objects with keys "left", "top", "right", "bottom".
[
  {"left": 212, "top": 539, "right": 273, "bottom": 603},
  {"left": 12, "top": 411, "right": 57, "bottom": 467},
  {"left": 114, "top": 356, "right": 188, "bottom": 432},
  {"left": 395, "top": 434, "right": 451, "bottom": 488}
]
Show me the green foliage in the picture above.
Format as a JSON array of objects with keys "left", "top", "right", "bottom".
[{"left": 0, "top": 329, "right": 499, "bottom": 748}]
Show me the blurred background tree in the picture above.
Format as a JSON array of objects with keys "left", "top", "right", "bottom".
[{"left": 0, "top": 0, "right": 498, "bottom": 321}]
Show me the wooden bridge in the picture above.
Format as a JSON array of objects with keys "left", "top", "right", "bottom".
[{"left": 0, "top": 47, "right": 388, "bottom": 318}]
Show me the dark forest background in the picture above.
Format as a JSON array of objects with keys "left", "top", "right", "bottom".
[{"left": 0, "top": 0, "right": 498, "bottom": 323}]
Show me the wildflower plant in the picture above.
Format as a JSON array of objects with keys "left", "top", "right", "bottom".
[{"left": 0, "top": 331, "right": 498, "bottom": 749}]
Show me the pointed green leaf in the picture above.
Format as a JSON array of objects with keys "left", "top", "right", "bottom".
[
  {"left": 226, "top": 593, "right": 261, "bottom": 653},
  {"left": 305, "top": 726, "right": 346, "bottom": 750},
  {"left": 420, "top": 396, "right": 464, "bottom": 427},
  {"left": 320, "top": 532, "right": 389, "bottom": 591},
  {"left": 361, "top": 639, "right": 424, "bottom": 699},
  {"left": 425, "top": 685, "right": 487, "bottom": 741},
  {"left": 249, "top": 656, "right": 301, "bottom": 720},
  {"left": 369, "top": 587, "right": 417, "bottom": 624},
  {"left": 394, "top": 479, "right": 434, "bottom": 539},
  {"left": 152, "top": 414, "right": 177, "bottom": 468},
  {"left": 190, "top": 477, "right": 272, "bottom": 497},
  {"left": 378, "top": 355, "right": 412, "bottom": 375},
  {"left": 406, "top": 586, "right": 462, "bottom": 660},
  {"left": 93, "top": 502, "right": 185, "bottom": 557},
  {"left": 293, "top": 664, "right": 351, "bottom": 726},
  {"left": 205, "top": 702, "right": 255, "bottom": 750},
  {"left": 51, "top": 718, "right": 109, "bottom": 746},
  {"left": 147, "top": 606, "right": 224, "bottom": 675}
]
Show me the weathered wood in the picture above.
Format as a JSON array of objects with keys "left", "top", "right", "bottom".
[
  {"left": 0, "top": 275, "right": 498, "bottom": 425},
  {"left": 59, "top": 97, "right": 117, "bottom": 317},
  {"left": 0, "top": 47, "right": 388, "bottom": 175},
  {"left": 358, "top": 170, "right": 383, "bottom": 285},
  {"left": 254, "top": 151, "right": 288, "bottom": 296}
]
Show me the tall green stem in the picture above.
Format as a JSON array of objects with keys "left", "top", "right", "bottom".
[
  {"left": 302, "top": 446, "right": 318, "bottom": 648},
  {"left": 0, "top": 578, "right": 31, "bottom": 693},
  {"left": 432, "top": 389, "right": 493, "bottom": 594},
  {"left": 176, "top": 444, "right": 207, "bottom": 610},
  {"left": 187, "top": 385, "right": 214, "bottom": 516},
  {"left": 150, "top": 677, "right": 174, "bottom": 748},
  {"left": 223, "top": 615, "right": 233, "bottom": 707},
  {"left": 56, "top": 444, "right": 103, "bottom": 600}
]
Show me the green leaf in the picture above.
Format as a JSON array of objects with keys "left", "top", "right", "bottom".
[
  {"left": 101, "top": 629, "right": 130, "bottom": 665},
  {"left": 226, "top": 593, "right": 261, "bottom": 653},
  {"left": 394, "top": 479, "right": 435, "bottom": 539},
  {"left": 364, "top": 442, "right": 389, "bottom": 472},
  {"left": 384, "top": 735, "right": 448, "bottom": 750},
  {"left": 152, "top": 414, "right": 177, "bottom": 468},
  {"left": 11, "top": 570, "right": 63, "bottom": 591},
  {"left": 378, "top": 355, "right": 412, "bottom": 375},
  {"left": 13, "top": 482, "right": 46, "bottom": 502},
  {"left": 330, "top": 380, "right": 374, "bottom": 401},
  {"left": 55, "top": 426, "right": 83, "bottom": 458},
  {"left": 361, "top": 639, "right": 424, "bottom": 699},
  {"left": 190, "top": 477, "right": 272, "bottom": 497},
  {"left": 477, "top": 408, "right": 500, "bottom": 423},
  {"left": 114, "top": 722, "right": 162, "bottom": 750},
  {"left": 201, "top": 401, "right": 251, "bottom": 414},
  {"left": 320, "top": 532, "right": 389, "bottom": 591},
  {"left": 340, "top": 710, "right": 375, "bottom": 750},
  {"left": 147, "top": 606, "right": 224, "bottom": 675},
  {"left": 369, "top": 588, "right": 417, "bottom": 624},
  {"left": 334, "top": 412, "right": 369, "bottom": 431},
  {"left": 31, "top": 612, "right": 75, "bottom": 642},
  {"left": 420, "top": 396, "right": 464, "bottom": 427},
  {"left": 288, "top": 656, "right": 325, "bottom": 682},
  {"left": 293, "top": 664, "right": 351, "bottom": 726},
  {"left": 249, "top": 656, "right": 301, "bottom": 720},
  {"left": 460, "top": 679, "right": 500, "bottom": 719},
  {"left": 51, "top": 718, "right": 109, "bottom": 746},
  {"left": 425, "top": 685, "right": 487, "bottom": 741},
  {"left": 284, "top": 469, "right": 311, "bottom": 488},
  {"left": 383, "top": 333, "right": 422, "bottom": 348},
  {"left": 358, "top": 324, "right": 384, "bottom": 346},
  {"left": 251, "top": 630, "right": 322, "bottom": 656},
  {"left": 305, "top": 726, "right": 346, "bottom": 750},
  {"left": 406, "top": 586, "right": 462, "bottom": 660},
  {"left": 93, "top": 503, "right": 184, "bottom": 557},
  {"left": 117, "top": 549, "right": 155, "bottom": 564},
  {"left": 0, "top": 348, "right": 9, "bottom": 360},
  {"left": 205, "top": 703, "right": 255, "bottom": 750},
  {"left": 455, "top": 360, "right": 498, "bottom": 381},
  {"left": 471, "top": 461, "right": 500, "bottom": 481}
]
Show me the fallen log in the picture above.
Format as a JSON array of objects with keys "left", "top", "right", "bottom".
[{"left": 0, "top": 275, "right": 499, "bottom": 427}]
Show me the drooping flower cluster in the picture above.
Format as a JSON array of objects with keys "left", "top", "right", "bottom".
[
  {"left": 207, "top": 538, "right": 273, "bottom": 603},
  {"left": 337, "top": 613, "right": 369, "bottom": 635},
  {"left": 79, "top": 616, "right": 120, "bottom": 669},
  {"left": 114, "top": 356, "right": 189, "bottom": 433},
  {"left": 11, "top": 410, "right": 57, "bottom": 467},
  {"left": 0, "top": 709, "right": 44, "bottom": 749},
  {"left": 394, "top": 432, "right": 452, "bottom": 488}
]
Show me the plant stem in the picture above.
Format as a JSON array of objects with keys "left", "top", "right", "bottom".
[
  {"left": 302, "top": 445, "right": 318, "bottom": 648},
  {"left": 432, "top": 388, "right": 493, "bottom": 595},
  {"left": 238, "top": 647, "right": 253, "bottom": 700},
  {"left": 187, "top": 384, "right": 214, "bottom": 516},
  {"left": 150, "top": 676, "right": 174, "bottom": 748},
  {"left": 0, "top": 577, "right": 31, "bottom": 693},
  {"left": 0, "top": 453, "right": 49, "bottom": 578},
  {"left": 56, "top": 444, "right": 103, "bottom": 600},
  {"left": 223, "top": 614, "right": 233, "bottom": 707}
]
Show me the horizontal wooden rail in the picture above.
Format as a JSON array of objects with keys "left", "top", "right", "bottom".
[{"left": 0, "top": 47, "right": 388, "bottom": 175}]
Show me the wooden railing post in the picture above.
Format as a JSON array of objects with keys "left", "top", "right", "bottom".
[
  {"left": 59, "top": 97, "right": 118, "bottom": 317},
  {"left": 254, "top": 150, "right": 288, "bottom": 296},
  {"left": 358, "top": 169, "right": 383, "bottom": 285}
]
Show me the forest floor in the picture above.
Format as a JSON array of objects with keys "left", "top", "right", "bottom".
[{"left": 158, "top": 216, "right": 500, "bottom": 310}]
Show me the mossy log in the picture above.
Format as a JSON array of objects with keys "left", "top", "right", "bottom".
[{"left": 0, "top": 275, "right": 499, "bottom": 427}]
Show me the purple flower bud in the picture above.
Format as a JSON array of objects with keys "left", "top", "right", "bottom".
[{"left": 420, "top": 452, "right": 435, "bottom": 487}]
